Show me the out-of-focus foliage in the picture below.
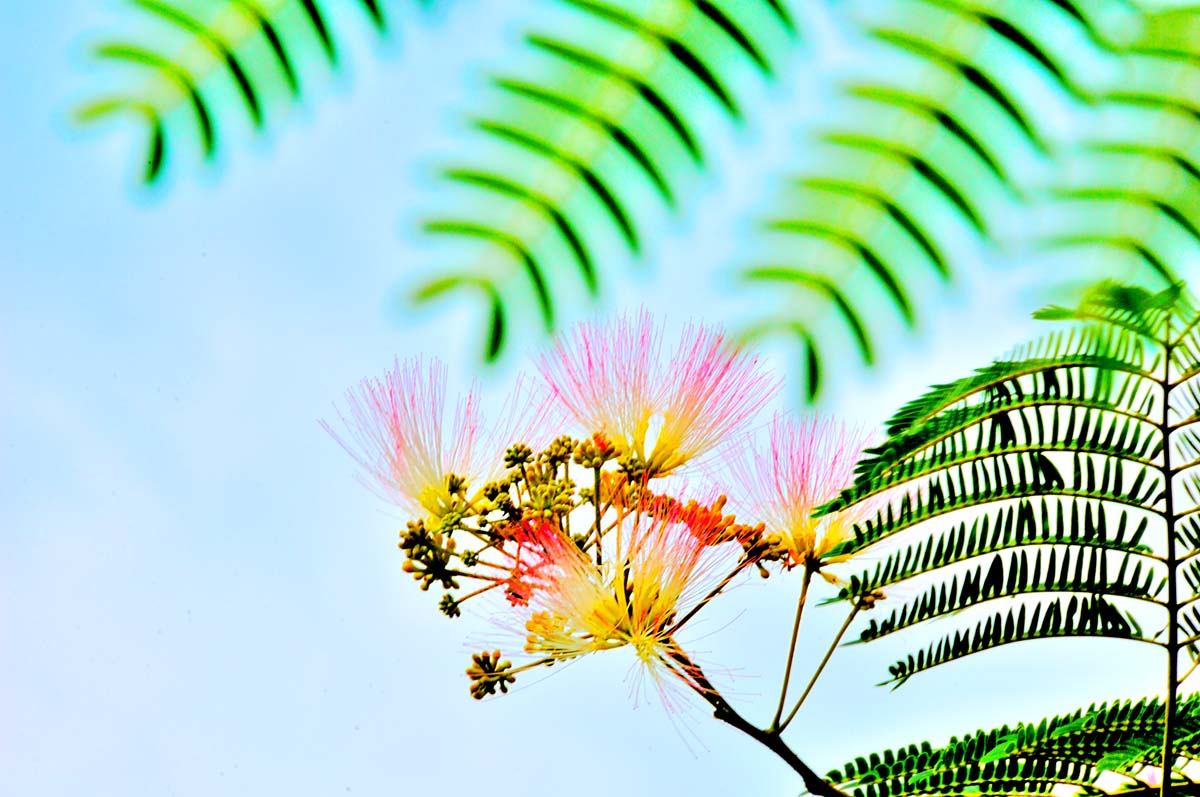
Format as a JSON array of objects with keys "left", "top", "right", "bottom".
[
  {"left": 76, "top": 0, "right": 413, "bottom": 182},
  {"left": 77, "top": 1, "right": 1200, "bottom": 398},
  {"left": 740, "top": 0, "right": 1200, "bottom": 399},
  {"left": 418, "top": 0, "right": 797, "bottom": 360}
]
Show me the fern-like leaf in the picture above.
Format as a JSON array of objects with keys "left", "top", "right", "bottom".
[
  {"left": 1037, "top": 4, "right": 1200, "bottom": 283},
  {"left": 77, "top": 0, "right": 401, "bottom": 182},
  {"left": 833, "top": 498, "right": 1156, "bottom": 601},
  {"left": 739, "top": 0, "right": 1182, "bottom": 399},
  {"left": 416, "top": 0, "right": 796, "bottom": 359},
  {"left": 820, "top": 279, "right": 1200, "bottom": 783},
  {"left": 820, "top": 281, "right": 1200, "bottom": 675},
  {"left": 828, "top": 695, "right": 1200, "bottom": 796}
]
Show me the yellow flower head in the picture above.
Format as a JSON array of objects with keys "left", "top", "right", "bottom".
[{"left": 517, "top": 503, "right": 732, "bottom": 678}]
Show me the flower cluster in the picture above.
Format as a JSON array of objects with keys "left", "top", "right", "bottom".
[
  {"left": 326, "top": 314, "right": 873, "bottom": 704},
  {"left": 724, "top": 414, "right": 874, "bottom": 576},
  {"left": 537, "top": 310, "right": 779, "bottom": 477}
]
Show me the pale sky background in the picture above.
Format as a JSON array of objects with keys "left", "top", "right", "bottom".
[{"left": 0, "top": 2, "right": 1179, "bottom": 796}]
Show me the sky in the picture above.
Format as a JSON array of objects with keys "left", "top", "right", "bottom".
[{"left": 0, "top": 1, "right": 1177, "bottom": 796}]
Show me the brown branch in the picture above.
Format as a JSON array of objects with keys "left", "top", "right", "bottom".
[{"left": 664, "top": 642, "right": 850, "bottom": 797}]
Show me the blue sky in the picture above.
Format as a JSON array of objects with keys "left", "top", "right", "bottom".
[{"left": 0, "top": 2, "right": 1170, "bottom": 796}]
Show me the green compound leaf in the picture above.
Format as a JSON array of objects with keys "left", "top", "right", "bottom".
[
  {"left": 820, "top": 281, "right": 1200, "bottom": 688},
  {"left": 77, "top": 0, "right": 399, "bottom": 183},
  {"left": 829, "top": 695, "right": 1200, "bottom": 796},
  {"left": 417, "top": 0, "right": 797, "bottom": 361}
]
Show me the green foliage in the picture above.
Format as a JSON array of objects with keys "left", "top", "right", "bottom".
[
  {"left": 828, "top": 695, "right": 1200, "bottom": 796},
  {"left": 818, "top": 281, "right": 1200, "bottom": 685},
  {"left": 79, "top": 1, "right": 1200, "bottom": 397},
  {"left": 417, "top": 0, "right": 797, "bottom": 360},
  {"left": 397, "top": 0, "right": 1200, "bottom": 388},
  {"left": 76, "top": 0, "right": 403, "bottom": 182},
  {"left": 740, "top": 0, "right": 1200, "bottom": 399},
  {"left": 816, "top": 280, "right": 1200, "bottom": 792},
  {"left": 1048, "top": 3, "right": 1200, "bottom": 281}
]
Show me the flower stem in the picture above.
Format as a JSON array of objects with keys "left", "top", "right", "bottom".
[
  {"left": 458, "top": 582, "right": 500, "bottom": 601},
  {"left": 508, "top": 656, "right": 557, "bottom": 677},
  {"left": 445, "top": 568, "right": 504, "bottom": 582},
  {"left": 665, "top": 559, "right": 752, "bottom": 637},
  {"left": 771, "top": 566, "right": 814, "bottom": 731},
  {"left": 593, "top": 466, "right": 603, "bottom": 566},
  {"left": 778, "top": 600, "right": 861, "bottom": 733},
  {"left": 664, "top": 643, "right": 849, "bottom": 797}
]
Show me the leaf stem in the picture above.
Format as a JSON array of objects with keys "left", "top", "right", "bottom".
[
  {"left": 1178, "top": 656, "right": 1200, "bottom": 688},
  {"left": 1160, "top": 331, "right": 1180, "bottom": 797},
  {"left": 508, "top": 656, "right": 557, "bottom": 677},
  {"left": 444, "top": 568, "right": 504, "bottom": 582}
]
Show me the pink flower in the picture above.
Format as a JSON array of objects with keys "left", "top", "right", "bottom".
[
  {"left": 724, "top": 414, "right": 872, "bottom": 568},
  {"left": 538, "top": 311, "right": 778, "bottom": 476},
  {"left": 323, "top": 358, "right": 551, "bottom": 517},
  {"left": 517, "top": 503, "right": 732, "bottom": 679},
  {"left": 495, "top": 519, "right": 562, "bottom": 606}
]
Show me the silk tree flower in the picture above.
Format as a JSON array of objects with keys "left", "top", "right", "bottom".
[
  {"left": 537, "top": 311, "right": 778, "bottom": 477},
  {"left": 493, "top": 518, "right": 563, "bottom": 607},
  {"left": 322, "top": 358, "right": 552, "bottom": 518},
  {"left": 724, "top": 414, "right": 873, "bottom": 572},
  {"left": 511, "top": 502, "right": 734, "bottom": 688}
]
